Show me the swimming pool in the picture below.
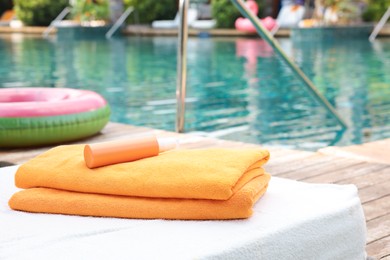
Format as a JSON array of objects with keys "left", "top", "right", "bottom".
[{"left": 0, "top": 34, "right": 389, "bottom": 149}]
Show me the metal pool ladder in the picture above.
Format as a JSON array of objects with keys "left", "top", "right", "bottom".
[
  {"left": 42, "top": 7, "right": 71, "bottom": 38},
  {"left": 369, "top": 6, "right": 390, "bottom": 42},
  {"left": 175, "top": 0, "right": 347, "bottom": 133},
  {"left": 106, "top": 6, "right": 134, "bottom": 39}
]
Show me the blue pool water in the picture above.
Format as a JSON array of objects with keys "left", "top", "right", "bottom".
[{"left": 0, "top": 34, "right": 389, "bottom": 150}]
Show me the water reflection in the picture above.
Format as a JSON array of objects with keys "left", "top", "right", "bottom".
[
  {"left": 0, "top": 35, "right": 389, "bottom": 149},
  {"left": 236, "top": 39, "right": 273, "bottom": 77},
  {"left": 290, "top": 38, "right": 390, "bottom": 145},
  {"left": 233, "top": 38, "right": 345, "bottom": 149}
]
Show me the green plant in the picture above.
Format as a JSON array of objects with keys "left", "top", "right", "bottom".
[
  {"left": 362, "top": 0, "right": 390, "bottom": 21},
  {"left": 211, "top": 0, "right": 264, "bottom": 28},
  {"left": 336, "top": 1, "right": 361, "bottom": 23},
  {"left": 123, "top": 0, "right": 177, "bottom": 24},
  {"left": 0, "top": 0, "right": 13, "bottom": 17},
  {"left": 71, "top": 0, "right": 110, "bottom": 22},
  {"left": 321, "top": 0, "right": 339, "bottom": 6},
  {"left": 14, "top": 0, "right": 68, "bottom": 26}
]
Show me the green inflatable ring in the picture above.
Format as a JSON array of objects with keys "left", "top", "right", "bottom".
[
  {"left": 0, "top": 88, "right": 111, "bottom": 148},
  {"left": 0, "top": 105, "right": 110, "bottom": 148}
]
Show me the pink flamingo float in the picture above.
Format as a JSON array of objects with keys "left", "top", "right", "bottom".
[{"left": 235, "top": 0, "right": 276, "bottom": 33}]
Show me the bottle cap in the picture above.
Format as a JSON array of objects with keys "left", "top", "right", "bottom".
[{"left": 157, "top": 137, "right": 178, "bottom": 153}]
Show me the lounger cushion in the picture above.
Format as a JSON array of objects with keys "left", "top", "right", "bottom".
[{"left": 0, "top": 165, "right": 366, "bottom": 259}]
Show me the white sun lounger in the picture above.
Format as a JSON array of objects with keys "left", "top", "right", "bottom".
[
  {"left": 152, "top": 8, "right": 198, "bottom": 29},
  {"left": 0, "top": 165, "right": 366, "bottom": 259},
  {"left": 0, "top": 10, "right": 14, "bottom": 26},
  {"left": 190, "top": 19, "right": 216, "bottom": 30}
]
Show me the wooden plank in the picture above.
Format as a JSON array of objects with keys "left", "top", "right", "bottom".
[
  {"left": 318, "top": 138, "right": 390, "bottom": 165},
  {"left": 302, "top": 162, "right": 388, "bottom": 184},
  {"left": 264, "top": 149, "right": 314, "bottom": 165},
  {"left": 363, "top": 195, "right": 390, "bottom": 221},
  {"left": 358, "top": 180, "right": 390, "bottom": 204},
  {"left": 4, "top": 24, "right": 390, "bottom": 38},
  {"left": 281, "top": 157, "right": 363, "bottom": 181},
  {"left": 366, "top": 214, "right": 390, "bottom": 244},
  {"left": 264, "top": 154, "right": 338, "bottom": 176},
  {"left": 122, "top": 26, "right": 291, "bottom": 38},
  {"left": 366, "top": 235, "right": 390, "bottom": 259},
  {"left": 336, "top": 166, "right": 390, "bottom": 189},
  {"left": 0, "top": 147, "right": 48, "bottom": 165},
  {"left": 0, "top": 26, "right": 53, "bottom": 34},
  {"left": 299, "top": 159, "right": 364, "bottom": 183}
]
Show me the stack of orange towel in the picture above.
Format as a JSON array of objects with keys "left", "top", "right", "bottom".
[{"left": 9, "top": 145, "right": 271, "bottom": 220}]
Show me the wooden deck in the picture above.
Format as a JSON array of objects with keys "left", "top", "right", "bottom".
[
  {"left": 1, "top": 122, "right": 389, "bottom": 259},
  {"left": 2, "top": 24, "right": 390, "bottom": 38}
]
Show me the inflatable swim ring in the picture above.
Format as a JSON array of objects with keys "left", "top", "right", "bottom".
[
  {"left": 0, "top": 88, "right": 110, "bottom": 148},
  {"left": 235, "top": 16, "right": 276, "bottom": 33},
  {"left": 235, "top": 0, "right": 276, "bottom": 33}
]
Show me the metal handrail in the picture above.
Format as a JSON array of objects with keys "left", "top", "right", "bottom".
[
  {"left": 230, "top": 0, "right": 347, "bottom": 128},
  {"left": 43, "top": 7, "right": 71, "bottom": 38},
  {"left": 176, "top": 0, "right": 189, "bottom": 133},
  {"left": 369, "top": 6, "right": 390, "bottom": 42},
  {"left": 106, "top": 6, "right": 134, "bottom": 39},
  {"left": 175, "top": 0, "right": 347, "bottom": 133}
]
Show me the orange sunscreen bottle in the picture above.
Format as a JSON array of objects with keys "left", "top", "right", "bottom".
[{"left": 84, "top": 135, "right": 177, "bottom": 169}]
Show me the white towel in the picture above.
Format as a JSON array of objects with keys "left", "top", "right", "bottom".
[{"left": 0, "top": 165, "right": 366, "bottom": 259}]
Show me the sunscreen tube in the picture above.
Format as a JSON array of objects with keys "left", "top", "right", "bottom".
[{"left": 84, "top": 135, "right": 177, "bottom": 169}]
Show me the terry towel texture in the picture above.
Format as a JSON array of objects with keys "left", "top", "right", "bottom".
[{"left": 9, "top": 145, "right": 271, "bottom": 220}]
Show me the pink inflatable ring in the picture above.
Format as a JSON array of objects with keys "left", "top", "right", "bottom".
[{"left": 0, "top": 88, "right": 110, "bottom": 148}]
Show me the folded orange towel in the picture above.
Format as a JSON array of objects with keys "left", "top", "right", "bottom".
[{"left": 9, "top": 145, "right": 271, "bottom": 220}]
